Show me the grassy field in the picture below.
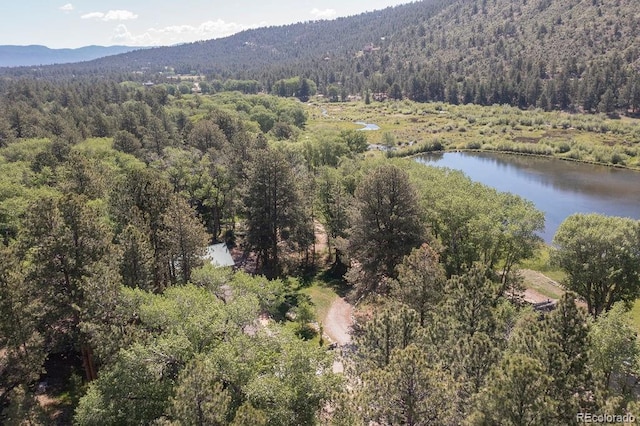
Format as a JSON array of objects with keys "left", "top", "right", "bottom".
[
  {"left": 300, "top": 281, "right": 339, "bottom": 325},
  {"left": 519, "top": 269, "right": 565, "bottom": 300},
  {"left": 305, "top": 99, "right": 640, "bottom": 169},
  {"left": 278, "top": 274, "right": 344, "bottom": 346},
  {"left": 518, "top": 244, "right": 566, "bottom": 284}
]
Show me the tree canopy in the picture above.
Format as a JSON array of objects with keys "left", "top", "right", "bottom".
[{"left": 552, "top": 213, "right": 640, "bottom": 317}]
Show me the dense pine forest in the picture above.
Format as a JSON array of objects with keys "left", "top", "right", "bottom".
[
  {"left": 3, "top": 0, "right": 640, "bottom": 114},
  {"left": 2, "top": 0, "right": 640, "bottom": 424}
]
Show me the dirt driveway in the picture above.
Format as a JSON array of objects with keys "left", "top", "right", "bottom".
[{"left": 324, "top": 297, "right": 353, "bottom": 345}]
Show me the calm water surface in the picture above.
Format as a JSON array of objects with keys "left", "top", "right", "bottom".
[{"left": 415, "top": 152, "right": 640, "bottom": 242}]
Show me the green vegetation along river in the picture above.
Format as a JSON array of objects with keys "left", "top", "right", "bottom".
[{"left": 416, "top": 152, "right": 640, "bottom": 242}]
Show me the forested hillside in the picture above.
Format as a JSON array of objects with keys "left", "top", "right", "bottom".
[{"left": 3, "top": 0, "right": 640, "bottom": 112}]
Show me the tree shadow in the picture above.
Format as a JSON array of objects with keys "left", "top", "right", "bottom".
[
  {"left": 317, "top": 265, "right": 351, "bottom": 298},
  {"left": 295, "top": 324, "right": 318, "bottom": 340}
]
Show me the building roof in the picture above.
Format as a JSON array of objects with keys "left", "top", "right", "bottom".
[{"left": 205, "top": 243, "right": 235, "bottom": 268}]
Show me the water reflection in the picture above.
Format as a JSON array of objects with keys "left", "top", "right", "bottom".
[{"left": 415, "top": 152, "right": 640, "bottom": 242}]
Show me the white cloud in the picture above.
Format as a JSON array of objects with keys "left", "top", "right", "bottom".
[
  {"left": 81, "top": 10, "right": 138, "bottom": 21},
  {"left": 104, "top": 10, "right": 138, "bottom": 21},
  {"left": 81, "top": 12, "right": 104, "bottom": 20},
  {"left": 111, "top": 20, "right": 266, "bottom": 47},
  {"left": 59, "top": 3, "right": 74, "bottom": 12},
  {"left": 310, "top": 8, "right": 337, "bottom": 19}
]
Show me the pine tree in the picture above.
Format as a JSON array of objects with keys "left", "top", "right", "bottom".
[
  {"left": 360, "top": 345, "right": 457, "bottom": 426},
  {"left": 355, "top": 306, "right": 421, "bottom": 371},
  {"left": 160, "top": 195, "right": 210, "bottom": 285},
  {"left": 244, "top": 147, "right": 309, "bottom": 277},
  {"left": 541, "top": 293, "right": 594, "bottom": 423},
  {"left": 348, "top": 164, "right": 424, "bottom": 294},
  {"left": 392, "top": 243, "right": 446, "bottom": 326},
  {"left": 168, "top": 355, "right": 232, "bottom": 425},
  {"left": 469, "top": 353, "right": 552, "bottom": 425},
  {"left": 0, "top": 246, "right": 47, "bottom": 406}
]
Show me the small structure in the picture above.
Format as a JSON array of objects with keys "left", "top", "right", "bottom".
[
  {"left": 205, "top": 243, "right": 235, "bottom": 268},
  {"left": 532, "top": 299, "right": 556, "bottom": 312}
]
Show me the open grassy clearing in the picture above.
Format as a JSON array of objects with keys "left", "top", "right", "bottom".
[
  {"left": 518, "top": 244, "right": 566, "bottom": 284},
  {"left": 630, "top": 301, "right": 640, "bottom": 333},
  {"left": 300, "top": 281, "right": 339, "bottom": 325},
  {"left": 519, "top": 269, "right": 565, "bottom": 301},
  {"left": 305, "top": 100, "right": 640, "bottom": 169}
]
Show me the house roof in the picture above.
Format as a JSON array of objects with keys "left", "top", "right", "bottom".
[{"left": 205, "top": 243, "right": 235, "bottom": 268}]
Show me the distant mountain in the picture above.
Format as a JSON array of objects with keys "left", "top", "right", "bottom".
[
  {"left": 0, "top": 45, "right": 145, "bottom": 67},
  {"left": 2, "top": 0, "right": 639, "bottom": 112}
]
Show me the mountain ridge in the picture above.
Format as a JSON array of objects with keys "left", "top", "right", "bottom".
[
  {"left": 0, "top": 45, "right": 146, "bottom": 67},
  {"left": 2, "top": 0, "right": 639, "bottom": 112}
]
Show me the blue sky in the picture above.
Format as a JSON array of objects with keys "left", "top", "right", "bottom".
[{"left": 2, "top": 1, "right": 411, "bottom": 48}]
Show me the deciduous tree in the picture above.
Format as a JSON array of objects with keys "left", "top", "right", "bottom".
[{"left": 552, "top": 214, "right": 640, "bottom": 317}]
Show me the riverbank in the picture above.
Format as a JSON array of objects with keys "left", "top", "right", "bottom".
[
  {"left": 395, "top": 147, "right": 640, "bottom": 172},
  {"left": 307, "top": 100, "right": 640, "bottom": 170},
  {"left": 396, "top": 144, "right": 640, "bottom": 172}
]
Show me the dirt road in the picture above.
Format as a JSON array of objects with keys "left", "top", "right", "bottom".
[
  {"left": 324, "top": 296, "right": 353, "bottom": 374},
  {"left": 324, "top": 296, "right": 353, "bottom": 345}
]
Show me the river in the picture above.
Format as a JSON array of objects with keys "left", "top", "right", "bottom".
[{"left": 415, "top": 152, "right": 640, "bottom": 242}]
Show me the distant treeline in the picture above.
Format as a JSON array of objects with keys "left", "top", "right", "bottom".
[{"left": 2, "top": 0, "right": 640, "bottom": 113}]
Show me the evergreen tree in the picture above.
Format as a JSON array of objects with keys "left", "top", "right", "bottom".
[
  {"left": 540, "top": 293, "right": 594, "bottom": 424},
  {"left": 348, "top": 164, "right": 424, "bottom": 294},
  {"left": 392, "top": 243, "right": 446, "bottom": 326},
  {"left": 298, "top": 77, "right": 311, "bottom": 102},
  {"left": 360, "top": 345, "right": 457, "bottom": 426},
  {"left": 316, "top": 167, "right": 351, "bottom": 262},
  {"left": 168, "top": 355, "right": 232, "bottom": 425},
  {"left": 590, "top": 303, "right": 640, "bottom": 404},
  {"left": 160, "top": 195, "right": 209, "bottom": 285},
  {"left": 244, "top": 147, "right": 309, "bottom": 277},
  {"left": 469, "top": 353, "right": 552, "bottom": 426},
  {"left": 0, "top": 246, "right": 47, "bottom": 408},
  {"left": 354, "top": 306, "right": 421, "bottom": 371}
]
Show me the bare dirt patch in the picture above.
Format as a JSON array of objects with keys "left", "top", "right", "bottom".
[
  {"left": 519, "top": 269, "right": 588, "bottom": 309},
  {"left": 323, "top": 297, "right": 353, "bottom": 346},
  {"left": 519, "top": 268, "right": 565, "bottom": 303},
  {"left": 322, "top": 296, "right": 354, "bottom": 374}
]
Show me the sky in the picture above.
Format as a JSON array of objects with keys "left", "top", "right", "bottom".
[{"left": 1, "top": 1, "right": 412, "bottom": 49}]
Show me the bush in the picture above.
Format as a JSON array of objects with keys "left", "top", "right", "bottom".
[{"left": 555, "top": 142, "right": 571, "bottom": 153}]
